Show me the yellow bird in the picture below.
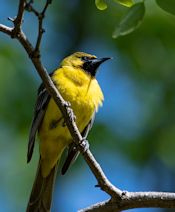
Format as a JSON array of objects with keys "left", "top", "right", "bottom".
[{"left": 26, "top": 52, "right": 110, "bottom": 212}]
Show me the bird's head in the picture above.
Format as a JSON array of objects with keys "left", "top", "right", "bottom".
[{"left": 61, "top": 52, "right": 111, "bottom": 77}]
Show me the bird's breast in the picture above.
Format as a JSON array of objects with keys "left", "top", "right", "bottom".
[{"left": 39, "top": 68, "right": 103, "bottom": 140}]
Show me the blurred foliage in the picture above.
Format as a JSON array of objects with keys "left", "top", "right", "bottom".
[
  {"left": 0, "top": 44, "right": 36, "bottom": 132},
  {"left": 95, "top": 0, "right": 133, "bottom": 10},
  {"left": 156, "top": 0, "right": 175, "bottom": 16},
  {"left": 112, "top": 2, "right": 145, "bottom": 38},
  {"left": 95, "top": 0, "right": 108, "bottom": 10},
  {"left": 1, "top": 0, "right": 175, "bottom": 212},
  {"left": 96, "top": 0, "right": 175, "bottom": 39}
]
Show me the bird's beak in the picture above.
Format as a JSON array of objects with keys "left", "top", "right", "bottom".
[
  {"left": 91, "top": 57, "right": 111, "bottom": 67},
  {"left": 83, "top": 57, "right": 111, "bottom": 77}
]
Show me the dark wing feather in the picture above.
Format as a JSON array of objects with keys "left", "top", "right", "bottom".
[
  {"left": 27, "top": 83, "right": 50, "bottom": 163},
  {"left": 61, "top": 113, "right": 95, "bottom": 175}
]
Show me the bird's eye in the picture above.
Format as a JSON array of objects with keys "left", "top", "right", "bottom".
[{"left": 81, "top": 56, "right": 89, "bottom": 61}]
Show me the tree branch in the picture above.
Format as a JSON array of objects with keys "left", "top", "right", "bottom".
[
  {"left": 79, "top": 192, "right": 175, "bottom": 212},
  {"left": 1, "top": 1, "right": 175, "bottom": 212},
  {"left": 25, "top": 0, "right": 52, "bottom": 57},
  {"left": 0, "top": 24, "right": 12, "bottom": 36}
]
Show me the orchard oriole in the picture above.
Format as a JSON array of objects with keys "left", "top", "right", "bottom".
[{"left": 26, "top": 52, "right": 110, "bottom": 212}]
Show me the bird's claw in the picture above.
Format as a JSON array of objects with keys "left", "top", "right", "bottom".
[
  {"left": 62, "top": 101, "right": 76, "bottom": 127},
  {"left": 67, "top": 107, "right": 76, "bottom": 122},
  {"left": 64, "top": 101, "right": 71, "bottom": 107},
  {"left": 64, "top": 101, "right": 76, "bottom": 122},
  {"left": 79, "top": 138, "right": 89, "bottom": 153}
]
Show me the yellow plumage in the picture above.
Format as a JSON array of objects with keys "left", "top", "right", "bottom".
[
  {"left": 27, "top": 52, "right": 110, "bottom": 212},
  {"left": 39, "top": 64, "right": 103, "bottom": 177}
]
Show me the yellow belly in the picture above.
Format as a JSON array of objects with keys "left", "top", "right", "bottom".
[{"left": 38, "top": 67, "right": 103, "bottom": 177}]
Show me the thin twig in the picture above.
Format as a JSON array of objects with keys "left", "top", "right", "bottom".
[
  {"left": 25, "top": 2, "right": 39, "bottom": 16},
  {"left": 25, "top": 0, "right": 52, "bottom": 57},
  {"left": 11, "top": 0, "right": 26, "bottom": 37},
  {"left": 35, "top": 0, "right": 51, "bottom": 55}
]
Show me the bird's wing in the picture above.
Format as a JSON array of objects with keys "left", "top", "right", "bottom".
[
  {"left": 61, "top": 113, "right": 96, "bottom": 175},
  {"left": 27, "top": 83, "right": 50, "bottom": 163}
]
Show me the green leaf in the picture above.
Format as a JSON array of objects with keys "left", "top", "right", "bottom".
[
  {"left": 113, "top": 2, "right": 145, "bottom": 38},
  {"left": 95, "top": 0, "right": 107, "bottom": 10},
  {"left": 113, "top": 0, "right": 134, "bottom": 7},
  {"left": 156, "top": 0, "right": 175, "bottom": 16}
]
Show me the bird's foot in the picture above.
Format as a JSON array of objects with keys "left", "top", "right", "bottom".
[
  {"left": 62, "top": 101, "right": 76, "bottom": 127},
  {"left": 78, "top": 138, "right": 89, "bottom": 153}
]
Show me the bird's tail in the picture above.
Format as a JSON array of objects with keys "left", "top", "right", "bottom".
[{"left": 26, "top": 159, "right": 58, "bottom": 212}]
